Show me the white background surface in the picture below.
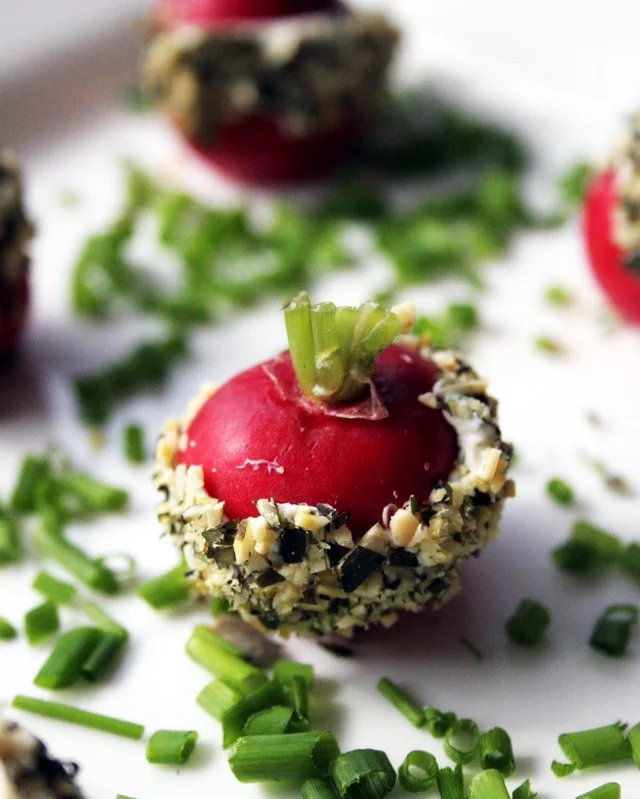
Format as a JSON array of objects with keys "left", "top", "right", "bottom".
[{"left": 2, "top": 2, "right": 640, "bottom": 798}]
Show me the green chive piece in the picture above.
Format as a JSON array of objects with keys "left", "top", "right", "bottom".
[
  {"left": 558, "top": 722, "right": 631, "bottom": 770},
  {"left": 116, "top": 794, "right": 137, "bottom": 799},
  {"left": 590, "top": 604, "right": 638, "bottom": 657},
  {"left": 398, "top": 750, "right": 438, "bottom": 792},
  {"left": 81, "top": 631, "right": 127, "bottom": 682},
  {"left": 551, "top": 760, "right": 576, "bottom": 777},
  {"left": 545, "top": 285, "right": 574, "bottom": 307},
  {"left": 377, "top": 677, "right": 425, "bottom": 728},
  {"left": 558, "top": 162, "right": 594, "bottom": 208},
  {"left": 436, "top": 764, "right": 464, "bottom": 799},
  {"left": 468, "top": 768, "right": 510, "bottom": 799},
  {"left": 424, "top": 707, "right": 457, "bottom": 738},
  {"left": 137, "top": 564, "right": 193, "bottom": 610},
  {"left": 575, "top": 784, "right": 620, "bottom": 799},
  {"left": 505, "top": 598, "right": 550, "bottom": 646},
  {"left": 330, "top": 749, "right": 396, "bottom": 799},
  {"left": 290, "top": 675, "right": 310, "bottom": 726},
  {"left": 32, "top": 571, "right": 77, "bottom": 604},
  {"left": 10, "top": 456, "right": 51, "bottom": 512},
  {"left": 24, "top": 601, "right": 60, "bottom": 645},
  {"left": 78, "top": 598, "right": 128, "bottom": 639},
  {"left": 124, "top": 424, "right": 146, "bottom": 464},
  {"left": 553, "top": 521, "right": 623, "bottom": 573},
  {"left": 12, "top": 695, "right": 144, "bottom": 739},
  {"left": 512, "top": 779, "right": 537, "bottom": 799},
  {"left": 444, "top": 718, "right": 480, "bottom": 764},
  {"left": 458, "top": 636, "right": 484, "bottom": 661},
  {"left": 0, "top": 506, "right": 21, "bottom": 565},
  {"left": 210, "top": 597, "right": 230, "bottom": 616},
  {"left": 273, "top": 659, "right": 314, "bottom": 689},
  {"left": 302, "top": 777, "right": 340, "bottom": 799},
  {"left": 546, "top": 478, "right": 575, "bottom": 506},
  {"left": 146, "top": 730, "right": 198, "bottom": 765},
  {"left": 61, "top": 470, "right": 129, "bottom": 514},
  {"left": 572, "top": 521, "right": 622, "bottom": 560},
  {"left": 197, "top": 678, "right": 243, "bottom": 721},
  {"left": 187, "top": 625, "right": 267, "bottom": 695},
  {"left": 34, "top": 626, "right": 103, "bottom": 689},
  {"left": 480, "top": 727, "right": 515, "bottom": 776},
  {"left": 221, "top": 680, "right": 286, "bottom": 748},
  {"left": 627, "top": 721, "right": 640, "bottom": 767},
  {"left": 33, "top": 510, "right": 120, "bottom": 595},
  {"left": 535, "top": 335, "right": 564, "bottom": 355},
  {"left": 228, "top": 731, "right": 340, "bottom": 783},
  {"left": 243, "top": 705, "right": 294, "bottom": 736},
  {"left": 619, "top": 543, "right": 640, "bottom": 584},
  {"left": 0, "top": 617, "right": 18, "bottom": 640}
]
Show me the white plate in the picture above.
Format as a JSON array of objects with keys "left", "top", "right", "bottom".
[{"left": 3, "top": 3, "right": 640, "bottom": 798}]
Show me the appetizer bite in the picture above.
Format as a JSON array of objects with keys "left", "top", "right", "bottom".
[
  {"left": 155, "top": 296, "right": 514, "bottom": 637},
  {"left": 0, "top": 719, "right": 84, "bottom": 798},
  {"left": 143, "top": 0, "right": 399, "bottom": 183},
  {"left": 0, "top": 151, "right": 32, "bottom": 365},
  {"left": 584, "top": 113, "right": 640, "bottom": 323}
]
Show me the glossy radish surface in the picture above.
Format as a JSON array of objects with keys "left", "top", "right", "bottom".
[
  {"left": 177, "top": 344, "right": 458, "bottom": 539},
  {"left": 156, "top": 0, "right": 339, "bottom": 27},
  {"left": 584, "top": 169, "right": 640, "bottom": 324}
]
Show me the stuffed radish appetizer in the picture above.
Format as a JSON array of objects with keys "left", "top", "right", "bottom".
[
  {"left": 143, "top": 0, "right": 399, "bottom": 183},
  {"left": 154, "top": 296, "right": 514, "bottom": 637},
  {"left": 584, "top": 113, "right": 640, "bottom": 324},
  {"left": 0, "top": 151, "right": 32, "bottom": 365}
]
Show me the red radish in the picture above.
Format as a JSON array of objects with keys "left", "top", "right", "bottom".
[
  {"left": 177, "top": 297, "right": 458, "bottom": 539},
  {"left": 584, "top": 168, "right": 640, "bottom": 324},
  {"left": 155, "top": 0, "right": 339, "bottom": 26},
  {"left": 0, "top": 270, "right": 29, "bottom": 361}
]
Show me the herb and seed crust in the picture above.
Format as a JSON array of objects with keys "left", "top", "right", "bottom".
[
  {"left": 154, "top": 339, "right": 514, "bottom": 638},
  {"left": 612, "top": 113, "right": 640, "bottom": 268}
]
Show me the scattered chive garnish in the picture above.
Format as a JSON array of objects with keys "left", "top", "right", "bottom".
[
  {"left": 301, "top": 777, "right": 339, "bottom": 799},
  {"left": 479, "top": 727, "right": 515, "bottom": 776},
  {"left": 443, "top": 718, "right": 480, "bottom": 765},
  {"left": 186, "top": 625, "right": 267, "bottom": 695},
  {"left": 34, "top": 626, "right": 103, "bottom": 689},
  {"left": 137, "top": 564, "right": 193, "bottom": 610},
  {"left": 12, "top": 695, "right": 144, "bottom": 739},
  {"left": 575, "top": 784, "right": 621, "bottom": 799},
  {"left": 589, "top": 604, "right": 638, "bottom": 657},
  {"left": 329, "top": 749, "right": 396, "bottom": 799},
  {"left": 32, "top": 571, "right": 77, "bottom": 604},
  {"left": 545, "top": 285, "right": 574, "bottom": 307},
  {"left": 534, "top": 335, "right": 564, "bottom": 355},
  {"left": 0, "top": 616, "right": 18, "bottom": 640},
  {"left": 242, "top": 705, "right": 294, "bottom": 736},
  {"left": 552, "top": 520, "right": 622, "bottom": 574},
  {"left": 546, "top": 477, "right": 575, "bottom": 506},
  {"left": 228, "top": 731, "right": 340, "bottom": 783},
  {"left": 81, "top": 631, "right": 127, "bottom": 682},
  {"left": 376, "top": 676, "right": 425, "bottom": 728},
  {"left": 557, "top": 722, "right": 631, "bottom": 771},
  {"left": 424, "top": 707, "right": 457, "bottom": 738},
  {"left": 210, "top": 596, "right": 230, "bottom": 616},
  {"left": 273, "top": 659, "right": 314, "bottom": 689},
  {"left": 10, "top": 456, "right": 51, "bottom": 512},
  {"left": 78, "top": 598, "right": 128, "bottom": 639},
  {"left": 197, "top": 678, "right": 244, "bottom": 721},
  {"left": 124, "top": 424, "right": 146, "bottom": 464},
  {"left": 397, "top": 750, "right": 438, "bottom": 792},
  {"left": 146, "top": 729, "right": 198, "bottom": 765},
  {"left": 468, "top": 768, "right": 510, "bottom": 799},
  {"left": 627, "top": 722, "right": 640, "bottom": 767},
  {"left": 551, "top": 759, "right": 577, "bottom": 777},
  {"left": 558, "top": 161, "right": 595, "bottom": 208},
  {"left": 620, "top": 543, "right": 640, "bottom": 584},
  {"left": 505, "top": 598, "right": 550, "bottom": 646},
  {"left": 221, "top": 680, "right": 285, "bottom": 748},
  {"left": 0, "top": 505, "right": 21, "bottom": 565},
  {"left": 290, "top": 674, "right": 310, "bottom": 727},
  {"left": 24, "top": 600, "right": 60, "bottom": 645},
  {"left": 436, "top": 764, "right": 464, "bottom": 799},
  {"left": 60, "top": 470, "right": 129, "bottom": 514},
  {"left": 512, "top": 779, "right": 537, "bottom": 799}
]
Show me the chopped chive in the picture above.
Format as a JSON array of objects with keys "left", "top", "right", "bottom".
[
  {"left": 61, "top": 470, "right": 129, "bottom": 513},
  {"left": 33, "top": 509, "right": 120, "bottom": 594},
  {"left": 0, "top": 506, "right": 21, "bottom": 565},
  {"left": 124, "top": 424, "right": 146, "bottom": 464},
  {"left": 24, "top": 600, "right": 60, "bottom": 645},
  {"left": 137, "top": 564, "right": 193, "bottom": 610},
  {"left": 377, "top": 677, "right": 425, "bottom": 728},
  {"left": 424, "top": 707, "right": 457, "bottom": 738},
  {"left": 505, "top": 598, "right": 550, "bottom": 646},
  {"left": 628, "top": 721, "right": 640, "bottom": 768},
  {"left": 34, "top": 626, "right": 103, "bottom": 689},
  {"left": 10, "top": 456, "right": 51, "bottom": 512},
  {"left": 228, "top": 731, "right": 340, "bottom": 783},
  {"left": 302, "top": 777, "right": 339, "bottom": 799},
  {"left": 551, "top": 760, "right": 576, "bottom": 777},
  {"left": 468, "top": 769, "right": 510, "bottom": 799},
  {"left": 197, "top": 678, "right": 243, "bottom": 721},
  {"left": 552, "top": 519, "right": 623, "bottom": 574},
  {"left": 330, "top": 749, "right": 396, "bottom": 799},
  {"left": 0, "top": 616, "right": 18, "bottom": 640},
  {"left": 480, "top": 727, "right": 515, "bottom": 776},
  {"left": 534, "top": 335, "right": 564, "bottom": 355},
  {"left": 116, "top": 795, "right": 137, "bottom": 799},
  {"left": 558, "top": 722, "right": 631, "bottom": 770},
  {"left": 575, "top": 784, "right": 621, "bottom": 799},
  {"left": 290, "top": 675, "right": 310, "bottom": 726},
  {"left": 619, "top": 543, "right": 640, "bottom": 584},
  {"left": 572, "top": 521, "right": 622, "bottom": 560},
  {"left": 221, "top": 680, "right": 286, "bottom": 748},
  {"left": 12, "top": 695, "right": 144, "bottom": 739},
  {"left": 273, "top": 659, "right": 314, "bottom": 689},
  {"left": 32, "top": 571, "right": 77, "bottom": 604},
  {"left": 458, "top": 636, "right": 484, "bottom": 661},
  {"left": 398, "top": 750, "right": 438, "bottom": 792},
  {"left": 95, "top": 553, "right": 137, "bottom": 587},
  {"left": 590, "top": 604, "right": 638, "bottom": 657},
  {"left": 81, "top": 631, "right": 127, "bottom": 682},
  {"left": 444, "top": 718, "right": 480, "bottom": 765},
  {"left": 436, "top": 764, "right": 464, "bottom": 799},
  {"left": 210, "top": 597, "right": 230, "bottom": 616},
  {"left": 78, "top": 598, "right": 128, "bottom": 639},
  {"left": 146, "top": 730, "right": 198, "bottom": 765},
  {"left": 544, "top": 285, "right": 574, "bottom": 307},
  {"left": 512, "top": 779, "right": 537, "bottom": 799},
  {"left": 558, "top": 162, "right": 594, "bottom": 207},
  {"left": 546, "top": 477, "right": 575, "bottom": 506},
  {"left": 187, "top": 625, "right": 267, "bottom": 694},
  {"left": 242, "top": 705, "right": 294, "bottom": 736}
]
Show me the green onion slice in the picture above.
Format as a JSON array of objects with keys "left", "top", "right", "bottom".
[
  {"left": 558, "top": 722, "right": 631, "bottom": 770},
  {"left": 24, "top": 601, "right": 60, "bottom": 645},
  {"left": 210, "top": 597, "right": 230, "bottom": 616},
  {"left": 221, "top": 680, "right": 285, "bottom": 748},
  {"left": 10, "top": 456, "right": 52, "bottom": 512},
  {"left": 12, "top": 695, "right": 144, "bottom": 739},
  {"left": 228, "top": 731, "right": 340, "bottom": 783},
  {"left": 436, "top": 764, "right": 464, "bottom": 799},
  {"left": 124, "top": 424, "right": 146, "bottom": 464},
  {"left": 424, "top": 707, "right": 457, "bottom": 738},
  {"left": 78, "top": 598, "right": 128, "bottom": 640},
  {"left": 302, "top": 778, "right": 339, "bottom": 799},
  {"left": 480, "top": 727, "right": 515, "bottom": 776},
  {"left": 551, "top": 760, "right": 576, "bottom": 777},
  {"left": 546, "top": 478, "right": 575, "bottom": 506},
  {"left": 444, "top": 718, "right": 480, "bottom": 764},
  {"left": 273, "top": 659, "right": 314, "bottom": 689},
  {"left": 398, "top": 750, "right": 438, "bottom": 792},
  {"left": 197, "top": 678, "right": 243, "bottom": 721},
  {"left": 81, "top": 631, "right": 127, "bottom": 682},
  {"left": 146, "top": 729, "right": 198, "bottom": 765},
  {"left": 0, "top": 506, "right": 21, "bottom": 565},
  {"left": 512, "top": 779, "right": 537, "bottom": 799},
  {"left": 589, "top": 604, "right": 638, "bottom": 657},
  {"left": 34, "top": 626, "right": 103, "bottom": 689},
  {"left": 95, "top": 553, "right": 137, "bottom": 587},
  {"left": 627, "top": 721, "right": 640, "bottom": 768},
  {"left": 137, "top": 564, "right": 193, "bottom": 610},
  {"left": 505, "top": 598, "right": 550, "bottom": 646},
  {"left": 468, "top": 768, "right": 510, "bottom": 799},
  {"left": 0, "top": 616, "right": 18, "bottom": 640},
  {"left": 32, "top": 571, "right": 77, "bottom": 604},
  {"left": 377, "top": 677, "right": 425, "bottom": 728},
  {"left": 242, "top": 705, "right": 294, "bottom": 736},
  {"left": 575, "top": 784, "right": 621, "bottom": 799},
  {"left": 186, "top": 625, "right": 267, "bottom": 695},
  {"left": 330, "top": 749, "right": 396, "bottom": 799}
]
